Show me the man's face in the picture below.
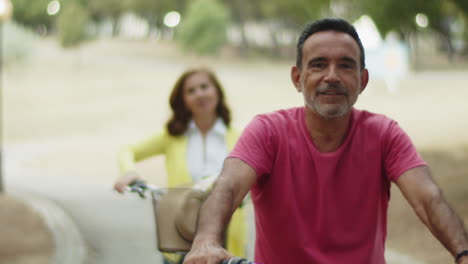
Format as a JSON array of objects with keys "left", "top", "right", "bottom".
[{"left": 291, "top": 30, "right": 368, "bottom": 119}]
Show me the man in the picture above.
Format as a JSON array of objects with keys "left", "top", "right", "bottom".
[{"left": 184, "top": 18, "right": 468, "bottom": 264}]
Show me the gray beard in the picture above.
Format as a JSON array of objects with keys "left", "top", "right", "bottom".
[{"left": 305, "top": 98, "right": 350, "bottom": 120}]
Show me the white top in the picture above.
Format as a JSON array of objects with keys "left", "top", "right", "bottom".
[{"left": 186, "top": 118, "right": 228, "bottom": 182}]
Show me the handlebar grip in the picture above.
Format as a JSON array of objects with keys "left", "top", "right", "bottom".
[
  {"left": 128, "top": 180, "right": 147, "bottom": 198},
  {"left": 129, "top": 180, "right": 146, "bottom": 188},
  {"left": 220, "top": 257, "right": 253, "bottom": 264}
]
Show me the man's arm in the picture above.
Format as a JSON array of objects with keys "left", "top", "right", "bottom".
[
  {"left": 395, "top": 165, "right": 468, "bottom": 263},
  {"left": 184, "top": 158, "right": 257, "bottom": 264}
]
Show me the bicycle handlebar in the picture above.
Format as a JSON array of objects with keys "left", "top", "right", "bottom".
[
  {"left": 220, "top": 257, "right": 255, "bottom": 264},
  {"left": 126, "top": 183, "right": 253, "bottom": 264},
  {"left": 126, "top": 180, "right": 165, "bottom": 198},
  {"left": 127, "top": 180, "right": 147, "bottom": 198}
]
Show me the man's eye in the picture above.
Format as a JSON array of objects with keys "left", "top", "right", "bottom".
[
  {"left": 200, "top": 83, "right": 208, "bottom": 89},
  {"left": 311, "top": 63, "right": 325, "bottom": 68},
  {"left": 340, "top": 64, "right": 353, "bottom": 69}
]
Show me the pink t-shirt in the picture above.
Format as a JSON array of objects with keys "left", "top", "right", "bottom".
[{"left": 228, "top": 107, "right": 426, "bottom": 264}]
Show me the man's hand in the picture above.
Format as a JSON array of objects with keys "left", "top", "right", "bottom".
[
  {"left": 458, "top": 254, "right": 468, "bottom": 264},
  {"left": 183, "top": 238, "right": 233, "bottom": 264},
  {"left": 184, "top": 158, "right": 257, "bottom": 264},
  {"left": 113, "top": 171, "right": 142, "bottom": 193}
]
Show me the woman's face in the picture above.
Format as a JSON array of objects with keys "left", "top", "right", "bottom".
[{"left": 182, "top": 72, "right": 219, "bottom": 118}]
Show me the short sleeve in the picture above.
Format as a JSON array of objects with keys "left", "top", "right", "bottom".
[
  {"left": 384, "top": 121, "right": 427, "bottom": 181},
  {"left": 228, "top": 116, "right": 275, "bottom": 178}
]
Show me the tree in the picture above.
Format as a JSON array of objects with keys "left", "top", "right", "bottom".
[
  {"left": 261, "top": 0, "right": 331, "bottom": 28},
  {"left": 450, "top": 0, "right": 468, "bottom": 55},
  {"left": 57, "top": 1, "right": 90, "bottom": 48},
  {"left": 243, "top": 0, "right": 331, "bottom": 57},
  {"left": 126, "top": 0, "right": 188, "bottom": 36},
  {"left": 217, "top": 0, "right": 333, "bottom": 57},
  {"left": 177, "top": 0, "right": 230, "bottom": 55},
  {"left": 359, "top": 0, "right": 456, "bottom": 40},
  {"left": 125, "top": 0, "right": 160, "bottom": 36},
  {"left": 360, "top": 0, "right": 463, "bottom": 59},
  {"left": 87, "top": 0, "right": 126, "bottom": 36},
  {"left": 10, "top": 0, "right": 55, "bottom": 32},
  {"left": 451, "top": 0, "right": 468, "bottom": 15},
  {"left": 221, "top": 0, "right": 250, "bottom": 55}
]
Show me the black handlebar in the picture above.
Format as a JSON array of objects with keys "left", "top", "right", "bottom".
[
  {"left": 128, "top": 180, "right": 148, "bottom": 198},
  {"left": 220, "top": 257, "right": 254, "bottom": 264},
  {"left": 127, "top": 182, "right": 253, "bottom": 264}
]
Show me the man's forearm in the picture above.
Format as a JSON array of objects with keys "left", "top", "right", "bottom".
[
  {"left": 194, "top": 177, "right": 237, "bottom": 246},
  {"left": 397, "top": 166, "right": 468, "bottom": 261},
  {"left": 184, "top": 159, "right": 256, "bottom": 264},
  {"left": 423, "top": 190, "right": 468, "bottom": 257}
]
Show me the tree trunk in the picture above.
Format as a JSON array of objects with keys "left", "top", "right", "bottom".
[
  {"left": 224, "top": 0, "right": 249, "bottom": 56},
  {"left": 111, "top": 17, "right": 120, "bottom": 37},
  {"left": 268, "top": 27, "right": 280, "bottom": 57},
  {"left": 408, "top": 33, "right": 420, "bottom": 71}
]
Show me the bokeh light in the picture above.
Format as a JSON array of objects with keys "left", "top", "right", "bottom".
[
  {"left": 0, "top": 0, "right": 7, "bottom": 15},
  {"left": 0, "top": 0, "right": 12, "bottom": 21},
  {"left": 47, "top": 0, "right": 60, "bottom": 16},
  {"left": 415, "top": 13, "right": 429, "bottom": 28},
  {"left": 163, "top": 11, "right": 181, "bottom": 28}
]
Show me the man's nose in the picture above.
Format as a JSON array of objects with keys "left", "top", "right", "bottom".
[{"left": 324, "top": 66, "right": 340, "bottom": 83}]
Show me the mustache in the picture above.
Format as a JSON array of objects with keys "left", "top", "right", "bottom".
[{"left": 316, "top": 83, "right": 348, "bottom": 95}]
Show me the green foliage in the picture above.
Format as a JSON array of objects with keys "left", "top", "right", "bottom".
[
  {"left": 125, "top": 0, "right": 160, "bottom": 29},
  {"left": 450, "top": 0, "right": 468, "bottom": 54},
  {"left": 360, "top": 0, "right": 444, "bottom": 37},
  {"left": 127, "top": 0, "right": 188, "bottom": 29},
  {"left": 57, "top": 1, "right": 90, "bottom": 48},
  {"left": 451, "top": 0, "right": 468, "bottom": 15},
  {"left": 2, "top": 20, "right": 37, "bottom": 65},
  {"left": 177, "top": 0, "right": 230, "bottom": 55},
  {"left": 88, "top": 0, "right": 125, "bottom": 19},
  {"left": 11, "top": 0, "right": 54, "bottom": 30},
  {"left": 242, "top": 0, "right": 331, "bottom": 28},
  {"left": 87, "top": 0, "right": 127, "bottom": 35},
  {"left": 7, "top": 0, "right": 468, "bottom": 58},
  {"left": 275, "top": 0, "right": 331, "bottom": 27}
]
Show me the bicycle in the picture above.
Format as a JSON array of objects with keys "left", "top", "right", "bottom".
[
  {"left": 220, "top": 257, "right": 254, "bottom": 264},
  {"left": 126, "top": 181, "right": 256, "bottom": 264}
]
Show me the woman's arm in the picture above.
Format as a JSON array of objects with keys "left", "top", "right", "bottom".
[{"left": 114, "top": 132, "right": 169, "bottom": 192}]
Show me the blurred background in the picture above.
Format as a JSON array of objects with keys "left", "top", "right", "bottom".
[
  {"left": 3, "top": 0, "right": 468, "bottom": 66},
  {"left": 1, "top": 0, "right": 467, "bottom": 264}
]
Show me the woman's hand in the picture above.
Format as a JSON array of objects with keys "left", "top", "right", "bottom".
[{"left": 113, "top": 171, "right": 142, "bottom": 193}]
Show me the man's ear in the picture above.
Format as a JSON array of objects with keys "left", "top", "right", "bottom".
[
  {"left": 291, "top": 66, "right": 302, "bottom": 92},
  {"left": 359, "top": 69, "right": 369, "bottom": 94}
]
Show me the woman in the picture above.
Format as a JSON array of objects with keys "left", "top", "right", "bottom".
[{"left": 113, "top": 67, "right": 246, "bottom": 264}]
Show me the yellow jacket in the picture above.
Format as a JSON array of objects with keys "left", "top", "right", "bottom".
[{"left": 118, "top": 126, "right": 246, "bottom": 257}]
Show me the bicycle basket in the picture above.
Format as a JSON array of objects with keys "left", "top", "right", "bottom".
[{"left": 152, "top": 187, "right": 209, "bottom": 253}]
